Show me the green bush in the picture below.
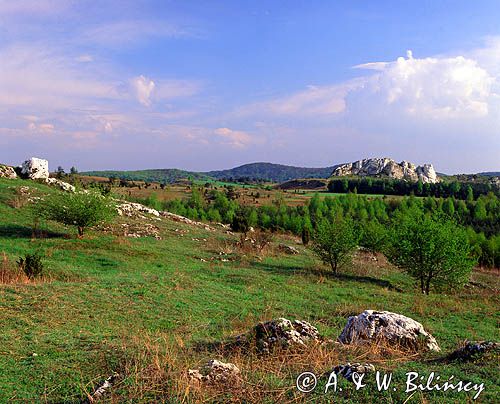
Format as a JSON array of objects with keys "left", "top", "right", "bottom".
[
  {"left": 311, "top": 216, "right": 359, "bottom": 274},
  {"left": 37, "top": 191, "right": 116, "bottom": 237},
  {"left": 386, "top": 212, "right": 476, "bottom": 294},
  {"left": 17, "top": 253, "right": 44, "bottom": 279}
]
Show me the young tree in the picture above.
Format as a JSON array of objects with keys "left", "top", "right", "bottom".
[
  {"left": 70, "top": 166, "right": 78, "bottom": 175},
  {"left": 311, "top": 216, "right": 359, "bottom": 274},
  {"left": 37, "top": 191, "right": 116, "bottom": 237},
  {"left": 360, "top": 219, "right": 387, "bottom": 254},
  {"left": 386, "top": 213, "right": 476, "bottom": 294}
]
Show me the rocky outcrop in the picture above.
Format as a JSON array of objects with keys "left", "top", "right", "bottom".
[
  {"left": 20, "top": 157, "right": 49, "bottom": 180},
  {"left": 237, "top": 318, "right": 322, "bottom": 353},
  {"left": 116, "top": 202, "right": 161, "bottom": 217},
  {"left": 188, "top": 360, "right": 240, "bottom": 384},
  {"left": 331, "top": 158, "right": 439, "bottom": 184},
  {"left": 0, "top": 165, "right": 17, "bottom": 179},
  {"left": 338, "top": 310, "right": 440, "bottom": 352}
]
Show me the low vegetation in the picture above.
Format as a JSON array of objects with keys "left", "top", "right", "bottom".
[{"left": 0, "top": 177, "right": 498, "bottom": 402}]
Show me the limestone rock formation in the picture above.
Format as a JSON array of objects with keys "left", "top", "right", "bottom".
[
  {"left": 331, "top": 157, "right": 439, "bottom": 183},
  {"left": 20, "top": 157, "right": 49, "bottom": 180},
  {"left": 0, "top": 165, "right": 17, "bottom": 179},
  {"left": 338, "top": 310, "right": 440, "bottom": 352},
  {"left": 188, "top": 360, "right": 240, "bottom": 384}
]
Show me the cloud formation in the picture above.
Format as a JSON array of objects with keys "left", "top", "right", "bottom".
[
  {"left": 131, "top": 75, "right": 156, "bottom": 106},
  {"left": 214, "top": 127, "right": 253, "bottom": 148}
]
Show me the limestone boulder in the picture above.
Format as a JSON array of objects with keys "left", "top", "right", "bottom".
[
  {"left": 237, "top": 318, "right": 321, "bottom": 353},
  {"left": 0, "top": 165, "right": 17, "bottom": 179},
  {"left": 45, "top": 178, "right": 76, "bottom": 192},
  {"left": 338, "top": 310, "right": 440, "bottom": 352},
  {"left": 20, "top": 158, "right": 49, "bottom": 180}
]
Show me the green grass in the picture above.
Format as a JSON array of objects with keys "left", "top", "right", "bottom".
[{"left": 0, "top": 178, "right": 498, "bottom": 402}]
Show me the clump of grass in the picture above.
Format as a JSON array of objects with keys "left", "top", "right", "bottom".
[{"left": 0, "top": 252, "right": 28, "bottom": 284}]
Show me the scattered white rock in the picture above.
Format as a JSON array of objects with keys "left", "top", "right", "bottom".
[
  {"left": 45, "top": 178, "right": 76, "bottom": 192},
  {"left": 338, "top": 310, "right": 440, "bottom": 352},
  {"left": 188, "top": 359, "right": 240, "bottom": 384},
  {"left": 116, "top": 202, "right": 160, "bottom": 217},
  {"left": 20, "top": 157, "right": 49, "bottom": 180},
  {"left": 0, "top": 165, "right": 17, "bottom": 179}
]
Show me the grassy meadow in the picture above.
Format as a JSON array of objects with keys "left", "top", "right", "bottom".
[{"left": 0, "top": 178, "right": 498, "bottom": 403}]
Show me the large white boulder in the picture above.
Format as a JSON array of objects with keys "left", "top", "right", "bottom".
[
  {"left": 20, "top": 158, "right": 49, "bottom": 180},
  {"left": 338, "top": 310, "right": 440, "bottom": 352}
]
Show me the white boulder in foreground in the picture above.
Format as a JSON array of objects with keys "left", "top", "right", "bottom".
[
  {"left": 338, "top": 310, "right": 440, "bottom": 352},
  {"left": 21, "top": 157, "right": 49, "bottom": 180}
]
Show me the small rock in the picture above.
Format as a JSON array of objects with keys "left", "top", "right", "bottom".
[
  {"left": 278, "top": 244, "right": 299, "bottom": 255},
  {"left": 332, "top": 362, "right": 375, "bottom": 382},
  {"left": 188, "top": 359, "right": 240, "bottom": 384},
  {"left": 448, "top": 341, "right": 500, "bottom": 362}
]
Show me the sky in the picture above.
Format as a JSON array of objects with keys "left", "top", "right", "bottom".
[{"left": 1, "top": 0, "right": 499, "bottom": 174}]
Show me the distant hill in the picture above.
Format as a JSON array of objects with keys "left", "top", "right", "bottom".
[
  {"left": 81, "top": 169, "right": 210, "bottom": 183},
  {"left": 207, "top": 163, "right": 337, "bottom": 182},
  {"left": 82, "top": 162, "right": 338, "bottom": 183}
]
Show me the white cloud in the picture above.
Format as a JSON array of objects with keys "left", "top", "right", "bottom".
[
  {"left": 358, "top": 50, "right": 495, "bottom": 119},
  {"left": 214, "top": 127, "right": 253, "bottom": 149},
  {"left": 237, "top": 81, "right": 362, "bottom": 117},
  {"left": 82, "top": 20, "right": 193, "bottom": 47},
  {"left": 130, "top": 75, "right": 155, "bottom": 106},
  {"left": 75, "top": 54, "right": 93, "bottom": 63}
]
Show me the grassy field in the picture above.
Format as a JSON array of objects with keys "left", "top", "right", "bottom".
[{"left": 0, "top": 178, "right": 498, "bottom": 403}]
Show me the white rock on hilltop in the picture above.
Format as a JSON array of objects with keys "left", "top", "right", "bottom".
[
  {"left": 338, "top": 310, "right": 440, "bottom": 352},
  {"left": 331, "top": 157, "right": 439, "bottom": 183},
  {"left": 20, "top": 157, "right": 49, "bottom": 180}
]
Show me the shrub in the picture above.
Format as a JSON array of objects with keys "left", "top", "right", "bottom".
[
  {"left": 231, "top": 209, "right": 250, "bottom": 233},
  {"left": 301, "top": 226, "right": 311, "bottom": 246},
  {"left": 360, "top": 219, "right": 387, "bottom": 254},
  {"left": 17, "top": 253, "right": 44, "bottom": 279},
  {"left": 37, "top": 191, "right": 116, "bottom": 237},
  {"left": 311, "top": 216, "right": 359, "bottom": 274},
  {"left": 386, "top": 213, "right": 476, "bottom": 294}
]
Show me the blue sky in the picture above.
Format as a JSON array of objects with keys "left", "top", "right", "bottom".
[{"left": 1, "top": 1, "right": 499, "bottom": 173}]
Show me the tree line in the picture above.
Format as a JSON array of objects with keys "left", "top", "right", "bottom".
[{"left": 134, "top": 188, "right": 499, "bottom": 269}]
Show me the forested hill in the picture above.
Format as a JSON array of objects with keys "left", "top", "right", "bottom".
[
  {"left": 207, "top": 162, "right": 338, "bottom": 182},
  {"left": 82, "top": 162, "right": 338, "bottom": 183}
]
